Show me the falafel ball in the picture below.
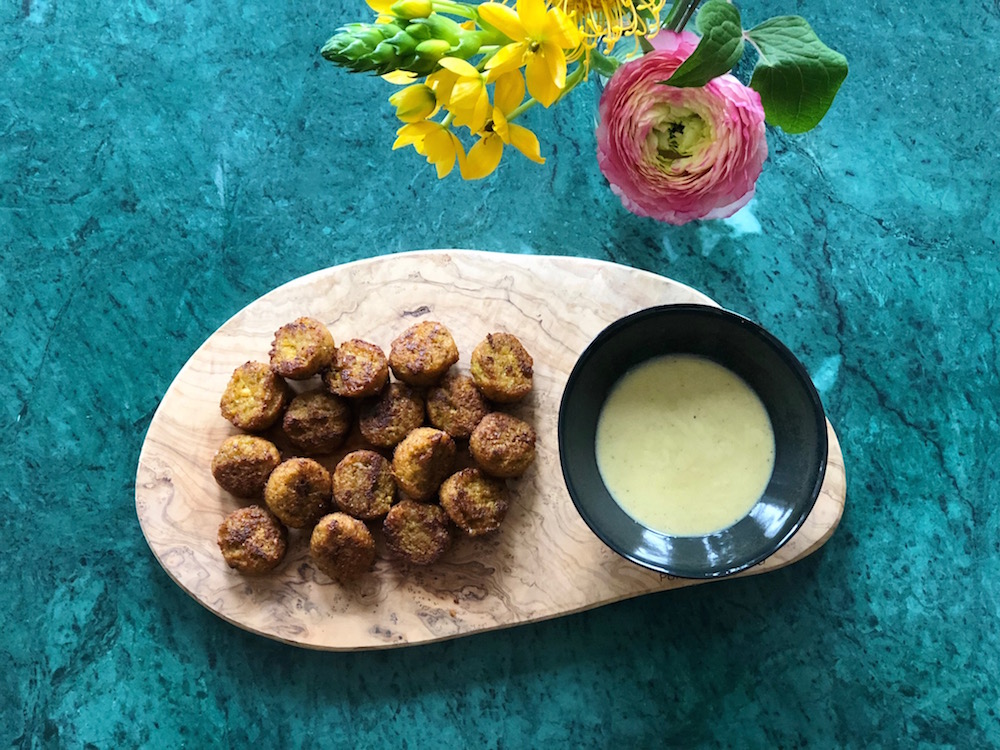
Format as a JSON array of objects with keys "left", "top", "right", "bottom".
[
  {"left": 332, "top": 450, "right": 396, "bottom": 520},
  {"left": 391, "top": 427, "right": 457, "bottom": 501},
  {"left": 269, "top": 317, "right": 336, "bottom": 380},
  {"left": 310, "top": 512, "right": 376, "bottom": 583},
  {"left": 358, "top": 382, "right": 425, "bottom": 449},
  {"left": 220, "top": 361, "right": 292, "bottom": 432},
  {"left": 470, "top": 332, "right": 534, "bottom": 403},
  {"left": 323, "top": 339, "right": 389, "bottom": 398},
  {"left": 263, "top": 457, "right": 332, "bottom": 528},
  {"left": 388, "top": 320, "right": 459, "bottom": 386},
  {"left": 211, "top": 434, "right": 282, "bottom": 498},
  {"left": 282, "top": 389, "right": 352, "bottom": 455},
  {"left": 383, "top": 500, "right": 452, "bottom": 565},
  {"left": 439, "top": 468, "right": 510, "bottom": 536},
  {"left": 469, "top": 412, "right": 537, "bottom": 478},
  {"left": 217, "top": 505, "right": 288, "bottom": 574},
  {"left": 426, "top": 373, "right": 490, "bottom": 439}
]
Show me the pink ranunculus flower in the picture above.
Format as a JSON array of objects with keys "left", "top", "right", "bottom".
[{"left": 596, "top": 31, "right": 768, "bottom": 225}]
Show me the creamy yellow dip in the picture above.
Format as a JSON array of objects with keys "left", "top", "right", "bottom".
[{"left": 595, "top": 354, "right": 775, "bottom": 536}]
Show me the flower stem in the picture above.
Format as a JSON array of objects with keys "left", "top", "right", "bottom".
[
  {"left": 431, "top": 0, "right": 477, "bottom": 19},
  {"left": 675, "top": 0, "right": 702, "bottom": 31},
  {"left": 506, "top": 97, "right": 538, "bottom": 122},
  {"left": 507, "top": 61, "right": 588, "bottom": 122},
  {"left": 661, "top": 0, "right": 686, "bottom": 30},
  {"left": 663, "top": 0, "right": 702, "bottom": 31}
]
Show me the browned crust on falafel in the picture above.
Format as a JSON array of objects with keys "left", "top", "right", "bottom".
[
  {"left": 263, "top": 457, "right": 332, "bottom": 528},
  {"left": 332, "top": 450, "right": 396, "bottom": 519},
  {"left": 439, "top": 468, "right": 510, "bottom": 536},
  {"left": 470, "top": 332, "right": 533, "bottom": 403},
  {"left": 391, "top": 427, "right": 457, "bottom": 501},
  {"left": 426, "top": 373, "right": 490, "bottom": 439},
  {"left": 382, "top": 500, "right": 452, "bottom": 565},
  {"left": 388, "top": 320, "right": 459, "bottom": 386},
  {"left": 323, "top": 338, "right": 389, "bottom": 398},
  {"left": 358, "top": 382, "right": 425, "bottom": 448},
  {"left": 219, "top": 361, "right": 292, "bottom": 432},
  {"left": 217, "top": 505, "right": 288, "bottom": 574},
  {"left": 282, "top": 389, "right": 352, "bottom": 454},
  {"left": 269, "top": 317, "right": 336, "bottom": 380},
  {"left": 469, "top": 412, "right": 537, "bottom": 478},
  {"left": 310, "top": 512, "right": 376, "bottom": 582},
  {"left": 211, "top": 434, "right": 282, "bottom": 498}
]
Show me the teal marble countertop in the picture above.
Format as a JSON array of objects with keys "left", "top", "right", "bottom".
[{"left": 3, "top": 0, "right": 998, "bottom": 745}]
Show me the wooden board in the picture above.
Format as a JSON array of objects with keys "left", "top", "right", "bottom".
[{"left": 135, "top": 250, "right": 847, "bottom": 650}]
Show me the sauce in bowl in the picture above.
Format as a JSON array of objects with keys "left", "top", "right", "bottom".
[{"left": 595, "top": 354, "right": 775, "bottom": 536}]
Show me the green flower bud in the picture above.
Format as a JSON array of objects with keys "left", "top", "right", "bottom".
[
  {"left": 358, "top": 24, "right": 396, "bottom": 46},
  {"left": 384, "top": 28, "right": 419, "bottom": 56},
  {"left": 452, "top": 32, "right": 482, "bottom": 59},
  {"left": 420, "top": 13, "right": 462, "bottom": 46},
  {"left": 369, "top": 40, "right": 404, "bottom": 68},
  {"left": 391, "top": 0, "right": 433, "bottom": 20},
  {"left": 321, "top": 15, "right": 483, "bottom": 75},
  {"left": 322, "top": 23, "right": 400, "bottom": 70},
  {"left": 404, "top": 21, "right": 433, "bottom": 42},
  {"left": 414, "top": 39, "right": 452, "bottom": 58}
]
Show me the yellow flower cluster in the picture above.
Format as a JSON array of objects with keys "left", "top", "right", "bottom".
[
  {"left": 387, "top": 0, "right": 583, "bottom": 179},
  {"left": 326, "top": 0, "right": 847, "bottom": 191},
  {"left": 354, "top": 0, "right": 669, "bottom": 179}
]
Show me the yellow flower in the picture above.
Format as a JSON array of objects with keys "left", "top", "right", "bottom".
[
  {"left": 392, "top": 121, "right": 466, "bottom": 178},
  {"left": 558, "top": 0, "right": 667, "bottom": 51},
  {"left": 431, "top": 57, "right": 491, "bottom": 133},
  {"left": 461, "top": 70, "right": 545, "bottom": 180},
  {"left": 388, "top": 83, "right": 438, "bottom": 122},
  {"left": 382, "top": 71, "right": 419, "bottom": 85},
  {"left": 479, "top": 0, "right": 582, "bottom": 107},
  {"left": 365, "top": 0, "right": 395, "bottom": 12}
]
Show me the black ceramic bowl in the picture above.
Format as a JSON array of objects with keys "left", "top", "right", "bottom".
[{"left": 558, "top": 304, "right": 828, "bottom": 579}]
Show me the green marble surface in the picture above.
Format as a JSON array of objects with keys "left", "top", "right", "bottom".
[{"left": 2, "top": 0, "right": 998, "bottom": 745}]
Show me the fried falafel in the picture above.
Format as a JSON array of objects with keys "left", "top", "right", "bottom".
[
  {"left": 391, "top": 427, "right": 457, "bottom": 501},
  {"left": 323, "top": 338, "right": 389, "bottom": 398},
  {"left": 269, "top": 317, "right": 336, "bottom": 380},
  {"left": 282, "top": 389, "right": 352, "bottom": 455},
  {"left": 358, "top": 382, "right": 426, "bottom": 448},
  {"left": 470, "top": 332, "right": 533, "bottom": 403},
  {"left": 439, "top": 468, "right": 510, "bottom": 536},
  {"left": 263, "top": 457, "right": 332, "bottom": 528},
  {"left": 217, "top": 505, "right": 288, "bottom": 574},
  {"left": 220, "top": 361, "right": 292, "bottom": 432},
  {"left": 388, "top": 320, "right": 459, "bottom": 386},
  {"left": 310, "top": 512, "right": 376, "bottom": 583},
  {"left": 426, "top": 372, "right": 490, "bottom": 439},
  {"left": 332, "top": 450, "right": 395, "bottom": 520},
  {"left": 211, "top": 434, "right": 282, "bottom": 498},
  {"left": 469, "top": 412, "right": 537, "bottom": 478},
  {"left": 383, "top": 500, "right": 452, "bottom": 565}
]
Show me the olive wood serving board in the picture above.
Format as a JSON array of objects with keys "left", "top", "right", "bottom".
[{"left": 135, "top": 249, "right": 847, "bottom": 651}]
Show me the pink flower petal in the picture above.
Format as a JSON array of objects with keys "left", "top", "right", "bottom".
[{"left": 595, "top": 31, "right": 768, "bottom": 225}]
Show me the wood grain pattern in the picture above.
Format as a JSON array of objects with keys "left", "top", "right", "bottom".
[{"left": 135, "top": 250, "right": 847, "bottom": 650}]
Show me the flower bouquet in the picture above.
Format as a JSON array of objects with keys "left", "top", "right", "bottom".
[{"left": 322, "top": 0, "right": 847, "bottom": 224}]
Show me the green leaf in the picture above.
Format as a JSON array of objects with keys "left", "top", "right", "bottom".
[
  {"left": 746, "top": 16, "right": 848, "bottom": 133},
  {"left": 661, "top": 0, "right": 744, "bottom": 88}
]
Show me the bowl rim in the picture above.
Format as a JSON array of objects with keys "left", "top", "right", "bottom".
[{"left": 557, "top": 303, "right": 828, "bottom": 579}]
